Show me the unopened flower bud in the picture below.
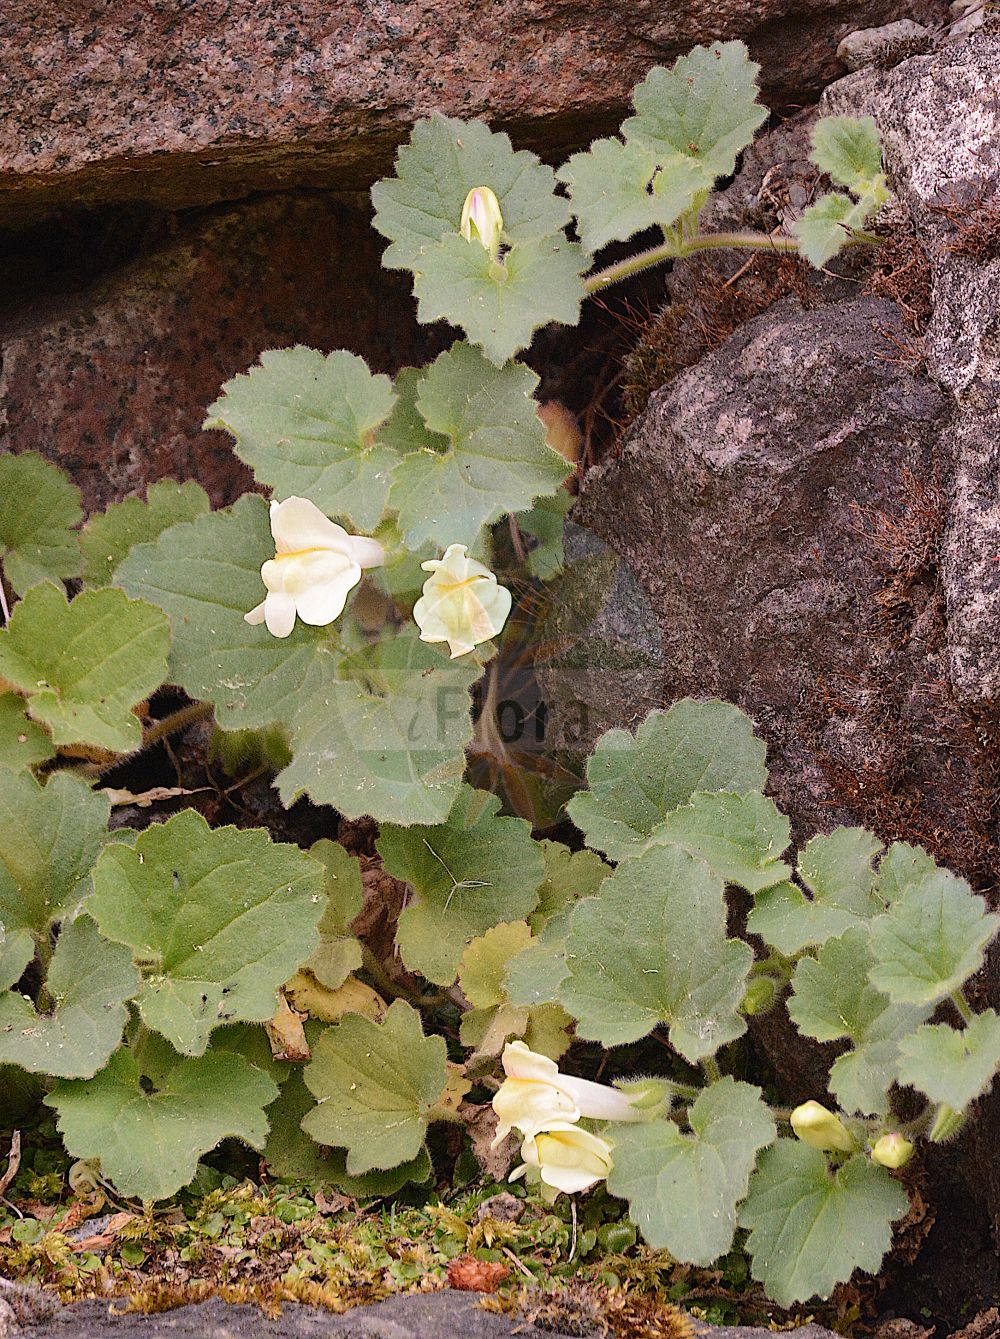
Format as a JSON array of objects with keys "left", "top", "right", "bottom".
[
  {"left": 871, "top": 1133, "right": 914, "bottom": 1169},
  {"left": 790, "top": 1101, "right": 856, "bottom": 1153},
  {"left": 928, "top": 1104, "right": 965, "bottom": 1144},
  {"left": 460, "top": 186, "right": 504, "bottom": 257},
  {"left": 741, "top": 976, "right": 778, "bottom": 1016}
]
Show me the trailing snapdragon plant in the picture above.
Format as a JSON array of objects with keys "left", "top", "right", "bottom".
[{"left": 2, "top": 39, "right": 992, "bottom": 1310}]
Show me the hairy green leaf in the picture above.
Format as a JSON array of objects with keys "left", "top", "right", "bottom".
[
  {"left": 459, "top": 921, "right": 534, "bottom": 1009},
  {"left": 610, "top": 1078, "right": 775, "bottom": 1265},
  {"left": 562, "top": 844, "right": 752, "bottom": 1059},
  {"left": 869, "top": 863, "right": 999, "bottom": 1006},
  {"left": 0, "top": 917, "right": 138, "bottom": 1078},
  {"left": 413, "top": 232, "right": 586, "bottom": 366},
  {"left": 788, "top": 927, "right": 931, "bottom": 1115},
  {"left": 793, "top": 192, "right": 870, "bottom": 268},
  {"left": 205, "top": 349, "right": 398, "bottom": 531},
  {"left": 371, "top": 113, "right": 570, "bottom": 272},
  {"left": 0, "top": 772, "right": 110, "bottom": 950},
  {"left": 0, "top": 693, "right": 54, "bottom": 772},
  {"left": 739, "top": 1141, "right": 909, "bottom": 1305},
  {"left": 530, "top": 841, "right": 609, "bottom": 933},
  {"left": 79, "top": 481, "right": 210, "bottom": 587},
  {"left": 747, "top": 828, "right": 883, "bottom": 954},
  {"left": 87, "top": 809, "right": 323, "bottom": 1055},
  {"left": 897, "top": 1010, "right": 1000, "bottom": 1112},
  {"left": 0, "top": 452, "right": 82, "bottom": 595},
  {"left": 647, "top": 791, "right": 790, "bottom": 893},
  {"left": 568, "top": 700, "right": 768, "bottom": 862},
  {"left": 47, "top": 1048, "right": 278, "bottom": 1202},
  {"left": 622, "top": 41, "right": 768, "bottom": 184},
  {"left": 388, "top": 343, "right": 568, "bottom": 550},
  {"left": 379, "top": 786, "right": 544, "bottom": 985},
  {"left": 810, "top": 116, "right": 885, "bottom": 194},
  {"left": 302, "top": 1001, "right": 448, "bottom": 1174},
  {"left": 0, "top": 583, "right": 170, "bottom": 753},
  {"left": 277, "top": 629, "right": 480, "bottom": 826},
  {"left": 515, "top": 491, "right": 574, "bottom": 581},
  {"left": 301, "top": 840, "right": 364, "bottom": 992}
]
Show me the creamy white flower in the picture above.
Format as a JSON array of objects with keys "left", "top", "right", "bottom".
[
  {"left": 790, "top": 1101, "right": 856, "bottom": 1153},
  {"left": 510, "top": 1122, "right": 614, "bottom": 1196},
  {"left": 244, "top": 497, "right": 384, "bottom": 639},
  {"left": 413, "top": 543, "right": 512, "bottom": 658},
  {"left": 460, "top": 186, "right": 504, "bottom": 256},
  {"left": 491, "top": 1041, "right": 642, "bottom": 1146}
]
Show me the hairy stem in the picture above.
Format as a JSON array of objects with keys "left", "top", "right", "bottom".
[
  {"left": 583, "top": 230, "right": 801, "bottom": 295},
  {"left": 701, "top": 1056, "right": 722, "bottom": 1084},
  {"left": 951, "top": 990, "right": 975, "bottom": 1025}
]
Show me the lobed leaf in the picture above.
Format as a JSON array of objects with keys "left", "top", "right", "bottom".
[
  {"left": 0, "top": 916, "right": 139, "bottom": 1078},
  {"left": 0, "top": 583, "right": 170, "bottom": 753},
  {"left": 47, "top": 1048, "right": 278, "bottom": 1202},
  {"left": 646, "top": 790, "right": 791, "bottom": 893},
  {"left": 0, "top": 452, "right": 82, "bottom": 595},
  {"left": 300, "top": 839, "right": 364, "bottom": 992},
  {"left": 739, "top": 1141, "right": 909, "bottom": 1305},
  {"left": 205, "top": 348, "right": 398, "bottom": 531},
  {"left": 79, "top": 480, "right": 210, "bottom": 587},
  {"left": 609, "top": 1078, "right": 776, "bottom": 1265},
  {"left": 788, "top": 926, "right": 931, "bottom": 1115},
  {"left": 379, "top": 786, "right": 544, "bottom": 985},
  {"left": 0, "top": 693, "right": 54, "bottom": 773},
  {"left": 561, "top": 843, "right": 752, "bottom": 1060},
  {"left": 388, "top": 343, "right": 569, "bottom": 550},
  {"left": 302, "top": 1000, "right": 448, "bottom": 1174},
  {"left": 810, "top": 116, "right": 885, "bottom": 194},
  {"left": 793, "top": 192, "right": 870, "bottom": 268},
  {"left": 568, "top": 700, "right": 768, "bottom": 862},
  {"left": 897, "top": 1010, "right": 1000, "bottom": 1112},
  {"left": 87, "top": 809, "right": 324, "bottom": 1056},
  {"left": 747, "top": 827, "right": 883, "bottom": 954},
  {"left": 276, "top": 629, "right": 480, "bottom": 826}
]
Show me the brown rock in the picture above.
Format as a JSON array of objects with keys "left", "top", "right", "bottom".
[
  {"left": 1, "top": 0, "right": 946, "bottom": 225},
  {"left": 0, "top": 192, "right": 444, "bottom": 514}
]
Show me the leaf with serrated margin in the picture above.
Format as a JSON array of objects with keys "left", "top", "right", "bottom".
[
  {"left": 205, "top": 349, "right": 398, "bottom": 531},
  {"left": 0, "top": 927, "right": 34, "bottom": 994},
  {"left": 897, "top": 1011, "right": 1000, "bottom": 1112},
  {"left": 0, "top": 583, "right": 170, "bottom": 753},
  {"left": 869, "top": 862, "right": 999, "bottom": 1006},
  {"left": 876, "top": 841, "right": 938, "bottom": 902},
  {"left": 647, "top": 791, "right": 790, "bottom": 893},
  {"left": 80, "top": 481, "right": 210, "bottom": 587},
  {"left": 264, "top": 1060, "right": 434, "bottom": 1191},
  {"left": 747, "top": 827, "right": 882, "bottom": 954},
  {"left": 300, "top": 840, "right": 364, "bottom": 992},
  {"left": 86, "top": 808, "right": 323, "bottom": 1056},
  {"left": 0, "top": 452, "right": 82, "bottom": 595},
  {"left": 46, "top": 1047, "right": 278, "bottom": 1202},
  {"left": 0, "top": 917, "right": 138, "bottom": 1078},
  {"left": 558, "top": 139, "right": 707, "bottom": 254},
  {"left": 459, "top": 922, "right": 533, "bottom": 1009},
  {"left": 388, "top": 343, "right": 569, "bottom": 551},
  {"left": 562, "top": 844, "right": 752, "bottom": 1060},
  {"left": 371, "top": 114, "right": 571, "bottom": 272},
  {"left": 413, "top": 232, "right": 586, "bottom": 367},
  {"left": 788, "top": 926, "right": 931, "bottom": 1115},
  {"left": 739, "top": 1141, "right": 909, "bottom": 1305},
  {"left": 610, "top": 1078, "right": 775, "bottom": 1265},
  {"left": 623, "top": 42, "right": 768, "bottom": 184},
  {"left": 276, "top": 629, "right": 480, "bottom": 826},
  {"left": 793, "top": 193, "right": 870, "bottom": 268},
  {"left": 115, "top": 494, "right": 336, "bottom": 730},
  {"left": 379, "top": 786, "right": 544, "bottom": 985},
  {"left": 0, "top": 772, "right": 110, "bottom": 956},
  {"left": 302, "top": 1000, "right": 447, "bottom": 1174},
  {"left": 568, "top": 700, "right": 768, "bottom": 862},
  {"left": 810, "top": 116, "right": 885, "bottom": 194},
  {"left": 504, "top": 936, "right": 570, "bottom": 1009},
  {"left": 531, "top": 841, "right": 609, "bottom": 932},
  {"left": 0, "top": 693, "right": 54, "bottom": 772}
]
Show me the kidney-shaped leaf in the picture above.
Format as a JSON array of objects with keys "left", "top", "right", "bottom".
[
  {"left": 302, "top": 1001, "right": 448, "bottom": 1175},
  {"left": 561, "top": 843, "right": 752, "bottom": 1061},
  {"left": 609, "top": 1077, "right": 776, "bottom": 1265},
  {"left": 0, "top": 583, "right": 170, "bottom": 753},
  {"left": 86, "top": 809, "right": 323, "bottom": 1056},
  {"left": 46, "top": 1047, "right": 278, "bottom": 1202}
]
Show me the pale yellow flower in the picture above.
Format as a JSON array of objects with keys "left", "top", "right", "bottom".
[
  {"left": 460, "top": 186, "right": 504, "bottom": 257},
  {"left": 413, "top": 543, "right": 512, "bottom": 658},
  {"left": 244, "top": 497, "right": 384, "bottom": 639},
  {"left": 870, "top": 1133, "right": 914, "bottom": 1168},
  {"left": 510, "top": 1122, "right": 614, "bottom": 1196},
  {"left": 492, "top": 1041, "right": 641, "bottom": 1146},
  {"left": 790, "top": 1101, "right": 856, "bottom": 1153}
]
